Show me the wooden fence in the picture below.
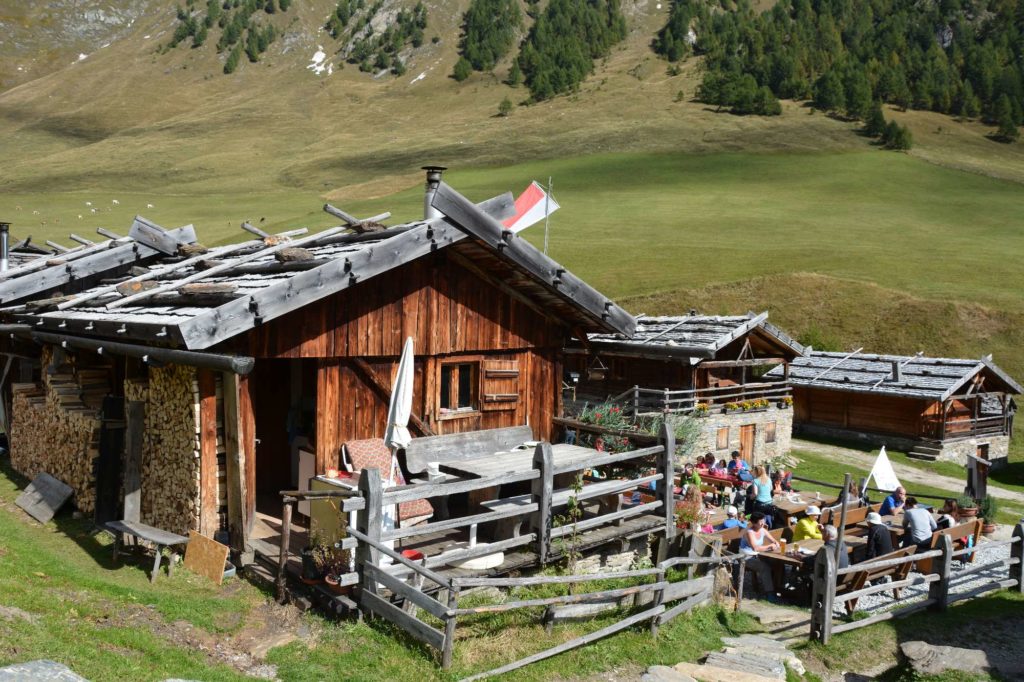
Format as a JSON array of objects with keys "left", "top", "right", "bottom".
[
  {"left": 608, "top": 382, "right": 791, "bottom": 417},
  {"left": 810, "top": 522, "right": 1024, "bottom": 644}
]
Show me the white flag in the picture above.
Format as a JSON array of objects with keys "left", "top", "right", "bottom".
[
  {"left": 864, "top": 446, "right": 901, "bottom": 493},
  {"left": 502, "top": 181, "right": 560, "bottom": 233}
]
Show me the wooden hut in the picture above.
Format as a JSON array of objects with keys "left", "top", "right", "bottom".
[
  {"left": 0, "top": 174, "right": 638, "bottom": 567},
  {"left": 565, "top": 312, "right": 805, "bottom": 464},
  {"left": 773, "top": 350, "right": 1021, "bottom": 467}
]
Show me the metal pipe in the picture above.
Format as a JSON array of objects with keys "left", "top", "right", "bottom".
[
  {"left": 0, "top": 222, "right": 9, "bottom": 272},
  {"left": 3, "top": 326, "right": 255, "bottom": 374},
  {"left": 422, "top": 165, "right": 447, "bottom": 220}
]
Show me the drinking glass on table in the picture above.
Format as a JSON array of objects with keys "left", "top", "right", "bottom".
[{"left": 779, "top": 539, "right": 787, "bottom": 554}]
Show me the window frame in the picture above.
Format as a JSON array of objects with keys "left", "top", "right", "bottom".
[{"left": 437, "top": 356, "right": 482, "bottom": 420}]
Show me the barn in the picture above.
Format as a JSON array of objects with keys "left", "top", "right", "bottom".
[{"left": 774, "top": 350, "right": 1021, "bottom": 467}]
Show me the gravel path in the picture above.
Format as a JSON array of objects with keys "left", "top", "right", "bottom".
[{"left": 791, "top": 438, "right": 1024, "bottom": 507}]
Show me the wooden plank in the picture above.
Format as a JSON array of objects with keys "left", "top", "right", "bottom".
[
  {"left": 831, "top": 599, "right": 936, "bottom": 634},
  {"left": 550, "top": 501, "right": 663, "bottom": 538},
  {"left": 460, "top": 604, "right": 666, "bottom": 681},
  {"left": 361, "top": 591, "right": 445, "bottom": 651},
  {"left": 661, "top": 575, "right": 715, "bottom": 602},
  {"left": 128, "top": 216, "right": 196, "bottom": 255},
  {"left": 198, "top": 370, "right": 219, "bottom": 538},
  {"left": 350, "top": 358, "right": 433, "bottom": 437},
  {"left": 404, "top": 425, "right": 533, "bottom": 473},
  {"left": 239, "top": 375, "right": 256, "bottom": 533},
  {"left": 382, "top": 502, "right": 539, "bottom": 542},
  {"left": 316, "top": 359, "right": 341, "bottom": 476},
  {"left": 183, "top": 531, "right": 230, "bottom": 585},
  {"left": 15, "top": 472, "right": 73, "bottom": 524},
  {"left": 453, "top": 582, "right": 668, "bottom": 615},
  {"left": 123, "top": 400, "right": 145, "bottom": 523},
  {"left": 532, "top": 443, "right": 553, "bottom": 563},
  {"left": 656, "top": 589, "right": 710, "bottom": 625},
  {"left": 364, "top": 564, "right": 451, "bottom": 620},
  {"left": 222, "top": 372, "right": 250, "bottom": 556},
  {"left": 454, "top": 568, "right": 664, "bottom": 588}
]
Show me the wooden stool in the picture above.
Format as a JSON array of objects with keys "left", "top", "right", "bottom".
[{"left": 106, "top": 520, "right": 190, "bottom": 583}]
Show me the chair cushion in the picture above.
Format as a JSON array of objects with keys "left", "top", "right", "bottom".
[{"left": 343, "top": 438, "right": 433, "bottom": 522}]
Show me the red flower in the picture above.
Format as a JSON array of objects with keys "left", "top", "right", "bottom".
[{"left": 595, "top": 412, "right": 603, "bottom": 419}]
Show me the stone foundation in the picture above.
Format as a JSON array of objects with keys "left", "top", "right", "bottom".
[
  {"left": 574, "top": 535, "right": 652, "bottom": 574},
  {"left": 937, "top": 435, "right": 1009, "bottom": 469}
]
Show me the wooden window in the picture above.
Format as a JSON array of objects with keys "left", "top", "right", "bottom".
[
  {"left": 480, "top": 359, "right": 520, "bottom": 411},
  {"left": 765, "top": 421, "right": 777, "bottom": 443},
  {"left": 716, "top": 427, "right": 729, "bottom": 450},
  {"left": 440, "top": 362, "right": 478, "bottom": 414}
]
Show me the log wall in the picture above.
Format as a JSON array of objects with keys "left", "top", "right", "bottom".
[
  {"left": 793, "top": 386, "right": 929, "bottom": 438},
  {"left": 9, "top": 346, "right": 108, "bottom": 513},
  {"left": 126, "top": 364, "right": 202, "bottom": 535}
]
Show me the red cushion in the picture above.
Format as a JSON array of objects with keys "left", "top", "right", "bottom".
[{"left": 344, "top": 438, "right": 433, "bottom": 521}]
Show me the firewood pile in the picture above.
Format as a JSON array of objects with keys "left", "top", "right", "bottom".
[
  {"left": 127, "top": 365, "right": 202, "bottom": 535},
  {"left": 8, "top": 348, "right": 109, "bottom": 514}
]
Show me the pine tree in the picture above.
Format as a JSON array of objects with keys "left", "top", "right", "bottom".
[
  {"left": 865, "top": 101, "right": 886, "bottom": 137},
  {"left": 452, "top": 57, "right": 472, "bottom": 82},
  {"left": 224, "top": 44, "right": 242, "bottom": 73},
  {"left": 995, "top": 94, "right": 1019, "bottom": 141},
  {"left": 279, "top": 0, "right": 291, "bottom": 9},
  {"left": 814, "top": 70, "right": 846, "bottom": 113},
  {"left": 498, "top": 96, "right": 514, "bottom": 116},
  {"left": 507, "top": 61, "right": 522, "bottom": 86}
]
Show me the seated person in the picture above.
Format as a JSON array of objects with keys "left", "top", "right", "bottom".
[
  {"left": 710, "top": 458, "right": 729, "bottom": 476},
  {"left": 727, "top": 450, "right": 749, "bottom": 475},
  {"left": 901, "top": 497, "right": 937, "bottom": 551},
  {"left": 936, "top": 498, "right": 959, "bottom": 530},
  {"left": 879, "top": 486, "right": 907, "bottom": 516},
  {"left": 716, "top": 505, "right": 747, "bottom": 531},
  {"left": 864, "top": 511, "right": 893, "bottom": 560},
  {"left": 739, "top": 512, "right": 781, "bottom": 595},
  {"left": 695, "top": 454, "right": 712, "bottom": 472},
  {"left": 680, "top": 463, "right": 702, "bottom": 490},
  {"left": 771, "top": 471, "right": 784, "bottom": 495},
  {"left": 823, "top": 524, "right": 849, "bottom": 569},
  {"left": 792, "top": 506, "right": 823, "bottom": 541}
]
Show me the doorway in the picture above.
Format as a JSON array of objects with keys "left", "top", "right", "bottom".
[{"left": 740, "top": 424, "right": 755, "bottom": 462}]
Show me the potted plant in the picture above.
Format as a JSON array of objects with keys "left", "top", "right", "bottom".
[
  {"left": 323, "top": 549, "right": 351, "bottom": 594},
  {"left": 693, "top": 402, "right": 710, "bottom": 417},
  {"left": 956, "top": 494, "right": 979, "bottom": 520},
  {"left": 300, "top": 532, "right": 332, "bottom": 584},
  {"left": 977, "top": 495, "right": 998, "bottom": 535},
  {"left": 777, "top": 396, "right": 793, "bottom": 409}
]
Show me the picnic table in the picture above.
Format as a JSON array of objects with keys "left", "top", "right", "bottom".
[
  {"left": 771, "top": 491, "right": 833, "bottom": 525},
  {"left": 439, "top": 443, "right": 600, "bottom": 478},
  {"left": 758, "top": 536, "right": 868, "bottom": 591}
]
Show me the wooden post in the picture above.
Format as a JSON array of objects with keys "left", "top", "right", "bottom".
[
  {"left": 238, "top": 374, "right": 257, "bottom": 535},
  {"left": 123, "top": 401, "right": 145, "bottom": 523},
  {"left": 531, "top": 443, "right": 553, "bottom": 564},
  {"left": 1011, "top": 522, "right": 1024, "bottom": 594},
  {"left": 734, "top": 556, "right": 745, "bottom": 612},
  {"left": 663, "top": 388, "right": 670, "bottom": 413},
  {"left": 276, "top": 499, "right": 293, "bottom": 604},
  {"left": 198, "top": 369, "right": 218, "bottom": 538},
  {"left": 834, "top": 473, "right": 852, "bottom": 567},
  {"left": 442, "top": 584, "right": 460, "bottom": 669},
  {"left": 633, "top": 385, "right": 639, "bottom": 416},
  {"left": 222, "top": 372, "right": 251, "bottom": 562},
  {"left": 810, "top": 546, "right": 836, "bottom": 644},
  {"left": 650, "top": 568, "right": 666, "bottom": 637},
  {"left": 316, "top": 359, "right": 342, "bottom": 475},
  {"left": 356, "top": 467, "right": 383, "bottom": 596},
  {"left": 928, "top": 533, "right": 953, "bottom": 611},
  {"left": 658, "top": 422, "right": 676, "bottom": 540}
]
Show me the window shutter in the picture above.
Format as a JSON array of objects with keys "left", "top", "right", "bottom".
[{"left": 480, "top": 360, "right": 520, "bottom": 411}]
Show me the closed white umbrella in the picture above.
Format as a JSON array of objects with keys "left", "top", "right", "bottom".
[{"left": 380, "top": 337, "right": 415, "bottom": 559}]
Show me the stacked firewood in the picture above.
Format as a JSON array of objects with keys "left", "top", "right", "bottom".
[
  {"left": 129, "top": 365, "right": 202, "bottom": 535},
  {"left": 8, "top": 348, "right": 109, "bottom": 514}
]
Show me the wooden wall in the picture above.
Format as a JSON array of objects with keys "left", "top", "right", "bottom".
[
  {"left": 226, "top": 252, "right": 562, "bottom": 359},
  {"left": 566, "top": 354, "right": 692, "bottom": 399},
  {"left": 793, "top": 386, "right": 930, "bottom": 438},
  {"left": 222, "top": 252, "right": 568, "bottom": 485}
]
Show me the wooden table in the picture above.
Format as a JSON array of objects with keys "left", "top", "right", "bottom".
[
  {"left": 759, "top": 536, "right": 867, "bottom": 590},
  {"left": 771, "top": 492, "right": 831, "bottom": 525},
  {"left": 440, "top": 443, "right": 600, "bottom": 478}
]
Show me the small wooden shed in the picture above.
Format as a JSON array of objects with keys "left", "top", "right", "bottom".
[
  {"left": 775, "top": 350, "right": 1021, "bottom": 467},
  {"left": 565, "top": 312, "right": 805, "bottom": 464},
  {"left": 0, "top": 175, "right": 635, "bottom": 563}
]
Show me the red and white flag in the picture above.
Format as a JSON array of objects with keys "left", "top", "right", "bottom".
[{"left": 502, "top": 181, "right": 560, "bottom": 233}]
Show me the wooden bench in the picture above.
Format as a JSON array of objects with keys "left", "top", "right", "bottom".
[
  {"left": 105, "top": 520, "right": 190, "bottom": 583},
  {"left": 836, "top": 545, "right": 917, "bottom": 614},
  {"left": 404, "top": 425, "right": 535, "bottom": 474},
  {"left": 915, "top": 519, "right": 982, "bottom": 573}
]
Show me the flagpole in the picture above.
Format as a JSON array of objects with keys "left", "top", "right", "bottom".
[{"left": 543, "top": 176, "right": 552, "bottom": 255}]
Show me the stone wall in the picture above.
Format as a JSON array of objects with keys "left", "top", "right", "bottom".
[
  {"left": 687, "top": 406, "right": 793, "bottom": 466},
  {"left": 574, "top": 536, "right": 651, "bottom": 575},
  {"left": 938, "top": 435, "right": 1009, "bottom": 469}
]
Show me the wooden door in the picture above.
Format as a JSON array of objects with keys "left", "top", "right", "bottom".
[
  {"left": 740, "top": 424, "right": 755, "bottom": 462},
  {"left": 975, "top": 444, "right": 989, "bottom": 499}
]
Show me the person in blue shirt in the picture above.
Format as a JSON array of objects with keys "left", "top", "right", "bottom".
[
  {"left": 716, "top": 505, "right": 747, "bottom": 531},
  {"left": 727, "top": 451, "right": 749, "bottom": 475},
  {"left": 879, "top": 486, "right": 907, "bottom": 516}
]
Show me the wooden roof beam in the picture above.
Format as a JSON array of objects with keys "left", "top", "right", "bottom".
[
  {"left": 807, "top": 347, "right": 864, "bottom": 384},
  {"left": 429, "top": 182, "right": 635, "bottom": 336}
]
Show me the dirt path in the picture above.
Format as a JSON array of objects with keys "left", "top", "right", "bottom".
[{"left": 791, "top": 438, "right": 1024, "bottom": 508}]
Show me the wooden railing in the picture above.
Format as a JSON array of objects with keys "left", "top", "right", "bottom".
[
  {"left": 612, "top": 382, "right": 792, "bottom": 417},
  {"left": 810, "top": 523, "right": 1024, "bottom": 644},
  {"left": 922, "top": 414, "right": 1009, "bottom": 440}
]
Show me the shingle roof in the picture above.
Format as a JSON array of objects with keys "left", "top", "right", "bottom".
[
  {"left": 771, "top": 350, "right": 1022, "bottom": 400},
  {"left": 584, "top": 312, "right": 805, "bottom": 360},
  {"left": 8, "top": 184, "right": 635, "bottom": 350}
]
